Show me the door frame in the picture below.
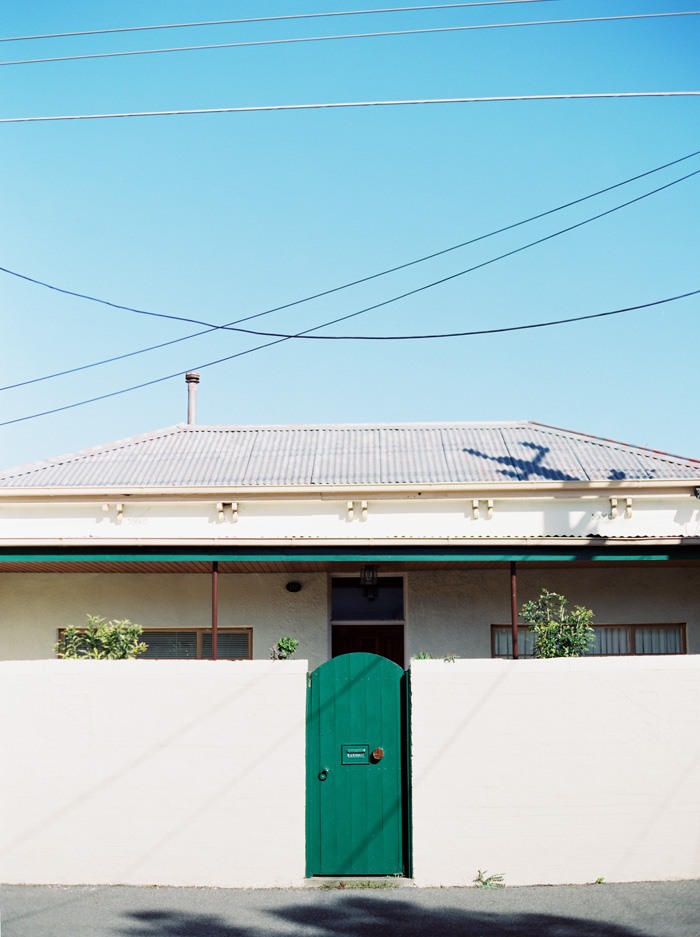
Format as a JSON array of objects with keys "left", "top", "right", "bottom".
[{"left": 327, "top": 572, "right": 409, "bottom": 667}]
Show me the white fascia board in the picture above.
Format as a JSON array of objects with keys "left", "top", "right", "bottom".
[
  {"left": 0, "top": 478, "right": 698, "bottom": 502},
  {"left": 1, "top": 491, "right": 698, "bottom": 544},
  {"left": 1, "top": 537, "right": 698, "bottom": 548}
]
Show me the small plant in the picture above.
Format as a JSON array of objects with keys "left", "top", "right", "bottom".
[
  {"left": 55, "top": 615, "right": 147, "bottom": 660},
  {"left": 270, "top": 636, "right": 299, "bottom": 660},
  {"left": 443, "top": 654, "right": 459, "bottom": 663},
  {"left": 413, "top": 652, "right": 434, "bottom": 660},
  {"left": 594, "top": 876, "right": 605, "bottom": 885},
  {"left": 473, "top": 869, "right": 505, "bottom": 889},
  {"left": 520, "top": 588, "right": 595, "bottom": 658}
]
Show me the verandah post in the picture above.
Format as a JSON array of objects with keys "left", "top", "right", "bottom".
[
  {"left": 211, "top": 560, "right": 219, "bottom": 660},
  {"left": 510, "top": 560, "right": 519, "bottom": 660}
]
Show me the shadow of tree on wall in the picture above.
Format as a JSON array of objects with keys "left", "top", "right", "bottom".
[{"left": 118, "top": 897, "right": 656, "bottom": 937}]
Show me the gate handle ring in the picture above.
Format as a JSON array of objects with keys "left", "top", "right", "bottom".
[{"left": 318, "top": 768, "right": 329, "bottom": 781}]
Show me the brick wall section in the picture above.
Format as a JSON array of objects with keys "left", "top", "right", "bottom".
[{"left": 410, "top": 656, "right": 700, "bottom": 886}]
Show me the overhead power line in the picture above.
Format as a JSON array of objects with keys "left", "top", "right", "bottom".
[
  {"left": 2, "top": 161, "right": 697, "bottom": 343},
  {"left": 2, "top": 92, "right": 699, "bottom": 124},
  {"left": 2, "top": 148, "right": 699, "bottom": 394},
  {"left": 3, "top": 12, "right": 698, "bottom": 67},
  {"left": 207, "top": 289, "right": 700, "bottom": 340},
  {"left": 0, "top": 2, "right": 567, "bottom": 43},
  {"left": 1, "top": 288, "right": 696, "bottom": 429},
  {"left": 109, "top": 166, "right": 697, "bottom": 341}
]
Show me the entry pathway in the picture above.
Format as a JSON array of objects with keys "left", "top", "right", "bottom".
[{"left": 2, "top": 880, "right": 699, "bottom": 937}]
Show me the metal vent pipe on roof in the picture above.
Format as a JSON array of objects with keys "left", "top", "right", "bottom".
[{"left": 185, "top": 371, "right": 200, "bottom": 425}]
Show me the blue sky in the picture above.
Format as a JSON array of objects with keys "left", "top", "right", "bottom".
[{"left": 1, "top": 0, "right": 699, "bottom": 468}]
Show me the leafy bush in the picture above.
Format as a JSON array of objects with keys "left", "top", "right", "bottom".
[
  {"left": 270, "top": 636, "right": 299, "bottom": 660},
  {"left": 55, "top": 615, "right": 147, "bottom": 659},
  {"left": 520, "top": 589, "right": 595, "bottom": 658}
]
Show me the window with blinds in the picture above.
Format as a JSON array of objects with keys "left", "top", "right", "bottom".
[
  {"left": 492, "top": 624, "right": 685, "bottom": 658},
  {"left": 140, "top": 629, "right": 252, "bottom": 660}
]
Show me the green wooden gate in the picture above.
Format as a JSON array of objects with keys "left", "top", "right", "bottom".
[{"left": 306, "top": 652, "right": 411, "bottom": 877}]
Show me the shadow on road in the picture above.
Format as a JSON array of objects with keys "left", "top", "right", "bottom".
[{"left": 118, "top": 897, "right": 655, "bottom": 937}]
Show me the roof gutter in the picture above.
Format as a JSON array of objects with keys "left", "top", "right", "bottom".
[
  {"left": 0, "top": 479, "right": 697, "bottom": 502},
  {"left": 1, "top": 536, "right": 699, "bottom": 549}
]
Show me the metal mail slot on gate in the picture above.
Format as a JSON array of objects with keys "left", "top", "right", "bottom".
[{"left": 341, "top": 744, "right": 370, "bottom": 765}]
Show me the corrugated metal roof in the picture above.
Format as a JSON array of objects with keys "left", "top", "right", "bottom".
[{"left": 0, "top": 421, "right": 698, "bottom": 489}]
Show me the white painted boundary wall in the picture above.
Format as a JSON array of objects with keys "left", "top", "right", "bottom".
[
  {"left": 411, "top": 656, "right": 700, "bottom": 886},
  {"left": 0, "top": 660, "right": 308, "bottom": 888}
]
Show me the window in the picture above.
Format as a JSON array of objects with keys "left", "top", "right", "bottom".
[
  {"left": 491, "top": 623, "right": 686, "bottom": 658},
  {"left": 56, "top": 627, "right": 253, "bottom": 659},
  {"left": 331, "top": 576, "right": 405, "bottom": 622},
  {"left": 330, "top": 575, "right": 406, "bottom": 667},
  {"left": 140, "top": 629, "right": 252, "bottom": 659}
]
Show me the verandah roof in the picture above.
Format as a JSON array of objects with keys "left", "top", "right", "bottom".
[{"left": 2, "top": 544, "right": 699, "bottom": 574}]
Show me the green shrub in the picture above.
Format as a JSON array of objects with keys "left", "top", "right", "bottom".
[
  {"left": 520, "top": 589, "right": 595, "bottom": 658},
  {"left": 270, "top": 636, "right": 299, "bottom": 660},
  {"left": 55, "top": 615, "right": 147, "bottom": 659}
]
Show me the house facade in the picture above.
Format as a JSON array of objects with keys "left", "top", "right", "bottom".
[{"left": 1, "top": 420, "right": 699, "bottom": 666}]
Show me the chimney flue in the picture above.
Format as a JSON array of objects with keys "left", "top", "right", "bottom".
[{"left": 185, "top": 372, "right": 200, "bottom": 425}]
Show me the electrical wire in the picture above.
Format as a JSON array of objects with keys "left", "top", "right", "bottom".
[
  {"left": 3, "top": 12, "right": 697, "bottom": 67},
  {"left": 3, "top": 92, "right": 698, "bottom": 123},
  {"left": 1, "top": 287, "right": 695, "bottom": 429},
  {"left": 199, "top": 289, "right": 700, "bottom": 340},
  {"left": 0, "top": 3, "right": 568, "bottom": 43},
  {"left": 2, "top": 148, "right": 699, "bottom": 394},
  {"left": 164, "top": 165, "right": 700, "bottom": 341},
  {"left": 2, "top": 161, "right": 697, "bottom": 351}
]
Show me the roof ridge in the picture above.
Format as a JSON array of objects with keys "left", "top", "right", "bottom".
[{"left": 167, "top": 420, "right": 532, "bottom": 431}]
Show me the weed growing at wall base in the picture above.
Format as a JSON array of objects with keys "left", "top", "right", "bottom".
[{"left": 473, "top": 870, "right": 506, "bottom": 888}]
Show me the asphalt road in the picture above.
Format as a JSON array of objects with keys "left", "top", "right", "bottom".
[{"left": 1, "top": 880, "right": 699, "bottom": 937}]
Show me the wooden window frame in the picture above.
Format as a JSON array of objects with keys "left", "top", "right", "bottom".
[
  {"left": 57, "top": 627, "right": 253, "bottom": 660},
  {"left": 490, "top": 623, "right": 687, "bottom": 658}
]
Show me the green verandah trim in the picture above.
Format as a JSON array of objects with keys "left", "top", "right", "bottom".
[{"left": 1, "top": 545, "right": 699, "bottom": 563}]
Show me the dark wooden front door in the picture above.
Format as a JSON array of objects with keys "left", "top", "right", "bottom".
[{"left": 332, "top": 624, "right": 404, "bottom": 667}]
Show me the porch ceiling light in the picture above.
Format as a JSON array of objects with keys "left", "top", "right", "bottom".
[{"left": 360, "top": 564, "right": 379, "bottom": 601}]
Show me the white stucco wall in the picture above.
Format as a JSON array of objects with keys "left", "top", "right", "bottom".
[
  {"left": 1, "top": 492, "right": 698, "bottom": 542},
  {"left": 0, "top": 659, "right": 308, "bottom": 888},
  {"left": 0, "top": 572, "right": 330, "bottom": 669},
  {"left": 407, "top": 566, "right": 700, "bottom": 657},
  {"left": 410, "top": 656, "right": 700, "bottom": 886},
  {"left": 2, "top": 566, "right": 699, "bottom": 664},
  {"left": 2, "top": 656, "right": 699, "bottom": 888}
]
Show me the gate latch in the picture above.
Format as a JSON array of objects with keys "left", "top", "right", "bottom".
[{"left": 318, "top": 768, "right": 329, "bottom": 781}]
